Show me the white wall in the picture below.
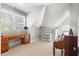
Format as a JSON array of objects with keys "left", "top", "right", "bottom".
[
  {"left": 69, "top": 4, "right": 78, "bottom": 36},
  {"left": 0, "top": 3, "right": 1, "bottom": 54},
  {"left": 0, "top": 3, "right": 1, "bottom": 35},
  {"left": 29, "top": 26, "right": 39, "bottom": 43},
  {"left": 33, "top": 5, "right": 47, "bottom": 27},
  {"left": 27, "top": 11, "right": 39, "bottom": 27},
  {"left": 26, "top": 10, "right": 41, "bottom": 42},
  {"left": 27, "top": 6, "right": 46, "bottom": 27},
  {"left": 0, "top": 3, "right": 1, "bottom": 9},
  {"left": 26, "top": 7, "right": 46, "bottom": 42},
  {"left": 56, "top": 18, "right": 69, "bottom": 37}
]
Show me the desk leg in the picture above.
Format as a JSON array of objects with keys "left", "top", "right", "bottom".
[
  {"left": 53, "top": 47, "right": 55, "bottom": 56},
  {"left": 21, "top": 38, "right": 30, "bottom": 44},
  {"left": 21, "top": 38, "right": 26, "bottom": 44},
  {"left": 61, "top": 49, "right": 63, "bottom": 56}
]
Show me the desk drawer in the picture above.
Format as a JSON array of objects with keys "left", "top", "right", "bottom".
[
  {"left": 1, "top": 38, "right": 8, "bottom": 44},
  {"left": 26, "top": 37, "right": 30, "bottom": 39},
  {"left": 25, "top": 35, "right": 30, "bottom": 39},
  {"left": 1, "top": 43, "right": 8, "bottom": 48},
  {"left": 1, "top": 43, "right": 9, "bottom": 53},
  {"left": 1, "top": 47, "right": 8, "bottom": 53}
]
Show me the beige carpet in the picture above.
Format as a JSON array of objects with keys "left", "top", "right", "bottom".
[{"left": 1, "top": 40, "right": 62, "bottom": 56}]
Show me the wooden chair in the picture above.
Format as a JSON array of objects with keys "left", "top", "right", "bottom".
[{"left": 53, "top": 36, "right": 77, "bottom": 56}]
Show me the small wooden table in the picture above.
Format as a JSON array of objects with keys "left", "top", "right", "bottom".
[
  {"left": 1, "top": 34, "right": 30, "bottom": 53},
  {"left": 53, "top": 40, "right": 64, "bottom": 56}
]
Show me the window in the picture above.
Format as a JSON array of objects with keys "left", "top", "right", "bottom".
[
  {"left": 13, "top": 14, "right": 25, "bottom": 30},
  {"left": 0, "top": 9, "right": 25, "bottom": 34},
  {"left": 0, "top": 12, "right": 13, "bottom": 33}
]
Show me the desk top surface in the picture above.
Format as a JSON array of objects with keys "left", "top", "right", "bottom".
[{"left": 1, "top": 34, "right": 29, "bottom": 39}]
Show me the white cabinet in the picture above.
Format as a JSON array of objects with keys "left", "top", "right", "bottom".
[{"left": 40, "top": 33, "right": 52, "bottom": 41}]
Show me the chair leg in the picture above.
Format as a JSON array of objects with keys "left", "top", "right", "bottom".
[{"left": 61, "top": 49, "right": 63, "bottom": 56}]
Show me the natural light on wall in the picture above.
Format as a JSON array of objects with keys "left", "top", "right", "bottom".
[{"left": 54, "top": 10, "right": 70, "bottom": 27}]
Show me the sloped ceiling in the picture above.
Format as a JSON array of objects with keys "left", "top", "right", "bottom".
[
  {"left": 3, "top": 3, "right": 70, "bottom": 28},
  {"left": 41, "top": 3, "right": 70, "bottom": 29},
  {"left": 5, "top": 3, "right": 49, "bottom": 13}
]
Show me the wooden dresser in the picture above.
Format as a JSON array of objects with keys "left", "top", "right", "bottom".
[
  {"left": 53, "top": 36, "right": 78, "bottom": 56},
  {"left": 1, "top": 34, "right": 30, "bottom": 53}
]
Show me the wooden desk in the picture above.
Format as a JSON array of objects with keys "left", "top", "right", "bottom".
[{"left": 1, "top": 34, "right": 30, "bottom": 53}]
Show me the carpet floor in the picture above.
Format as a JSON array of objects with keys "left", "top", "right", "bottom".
[{"left": 1, "top": 40, "right": 62, "bottom": 56}]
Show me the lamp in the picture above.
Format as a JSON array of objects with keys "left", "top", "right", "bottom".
[
  {"left": 24, "top": 26, "right": 28, "bottom": 30},
  {"left": 69, "top": 28, "right": 73, "bottom": 36}
]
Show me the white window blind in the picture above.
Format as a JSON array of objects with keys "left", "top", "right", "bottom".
[{"left": 0, "top": 9, "right": 25, "bottom": 34}]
